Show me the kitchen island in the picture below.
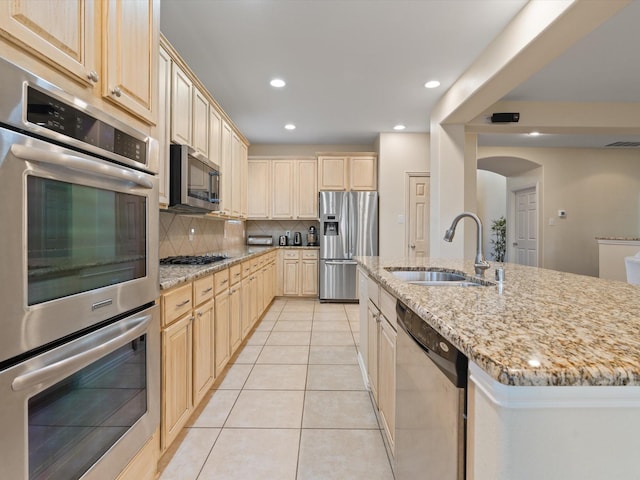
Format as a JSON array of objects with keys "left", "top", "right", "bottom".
[{"left": 357, "top": 256, "right": 640, "bottom": 480}]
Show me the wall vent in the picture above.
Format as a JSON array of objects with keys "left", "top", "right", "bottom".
[{"left": 605, "top": 141, "right": 640, "bottom": 148}]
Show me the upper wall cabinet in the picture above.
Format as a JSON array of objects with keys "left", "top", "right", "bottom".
[
  {"left": 247, "top": 157, "right": 318, "bottom": 220},
  {"left": 160, "top": 36, "right": 248, "bottom": 218},
  {"left": 0, "top": 0, "right": 159, "bottom": 125},
  {"left": 318, "top": 154, "right": 377, "bottom": 191}
]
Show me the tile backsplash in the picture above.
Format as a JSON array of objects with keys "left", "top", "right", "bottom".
[
  {"left": 247, "top": 220, "right": 319, "bottom": 245},
  {"left": 159, "top": 212, "right": 245, "bottom": 258}
]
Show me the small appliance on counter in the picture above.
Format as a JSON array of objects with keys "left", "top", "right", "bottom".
[
  {"left": 293, "top": 232, "right": 302, "bottom": 246},
  {"left": 247, "top": 235, "right": 274, "bottom": 246},
  {"left": 279, "top": 235, "right": 288, "bottom": 246},
  {"left": 307, "top": 226, "right": 318, "bottom": 246}
]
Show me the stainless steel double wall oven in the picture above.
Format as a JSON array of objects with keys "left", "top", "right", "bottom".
[{"left": 0, "top": 58, "right": 160, "bottom": 480}]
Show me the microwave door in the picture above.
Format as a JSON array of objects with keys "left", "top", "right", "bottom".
[{"left": 209, "top": 171, "right": 220, "bottom": 205}]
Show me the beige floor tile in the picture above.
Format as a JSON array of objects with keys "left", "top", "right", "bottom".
[
  {"left": 244, "top": 364, "right": 308, "bottom": 390},
  {"left": 198, "top": 428, "right": 299, "bottom": 480},
  {"left": 281, "top": 300, "right": 315, "bottom": 312},
  {"left": 314, "top": 303, "right": 347, "bottom": 313},
  {"left": 297, "top": 429, "right": 393, "bottom": 480},
  {"left": 310, "top": 331, "right": 355, "bottom": 346},
  {"left": 261, "top": 311, "right": 281, "bottom": 321},
  {"left": 254, "top": 319, "right": 276, "bottom": 331},
  {"left": 245, "top": 330, "right": 270, "bottom": 345},
  {"left": 158, "top": 428, "right": 220, "bottom": 480},
  {"left": 306, "top": 364, "right": 366, "bottom": 390},
  {"left": 313, "top": 311, "right": 349, "bottom": 321},
  {"left": 265, "top": 331, "right": 311, "bottom": 346},
  {"left": 278, "top": 311, "right": 313, "bottom": 321},
  {"left": 302, "top": 391, "right": 379, "bottom": 429},
  {"left": 312, "top": 320, "right": 351, "bottom": 332},
  {"left": 216, "top": 363, "right": 253, "bottom": 390},
  {"left": 231, "top": 345, "right": 262, "bottom": 364},
  {"left": 308, "top": 346, "right": 358, "bottom": 365},
  {"left": 272, "top": 320, "right": 313, "bottom": 332},
  {"left": 257, "top": 345, "right": 310, "bottom": 364},
  {"left": 226, "top": 390, "right": 304, "bottom": 428},
  {"left": 189, "top": 389, "right": 240, "bottom": 428}
]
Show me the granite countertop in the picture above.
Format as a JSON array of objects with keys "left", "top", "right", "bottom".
[
  {"left": 356, "top": 256, "right": 640, "bottom": 387},
  {"left": 159, "top": 247, "right": 276, "bottom": 290}
]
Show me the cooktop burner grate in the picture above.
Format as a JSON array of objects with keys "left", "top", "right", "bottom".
[{"left": 160, "top": 255, "right": 227, "bottom": 266}]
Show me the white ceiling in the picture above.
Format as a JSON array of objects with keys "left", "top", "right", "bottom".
[{"left": 160, "top": 0, "right": 640, "bottom": 148}]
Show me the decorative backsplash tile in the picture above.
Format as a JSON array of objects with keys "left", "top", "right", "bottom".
[{"left": 159, "top": 212, "right": 245, "bottom": 258}]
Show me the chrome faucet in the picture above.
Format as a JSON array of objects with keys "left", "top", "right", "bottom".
[{"left": 443, "top": 212, "right": 491, "bottom": 277}]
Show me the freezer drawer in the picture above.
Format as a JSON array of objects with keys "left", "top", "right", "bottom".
[{"left": 319, "top": 259, "right": 359, "bottom": 302}]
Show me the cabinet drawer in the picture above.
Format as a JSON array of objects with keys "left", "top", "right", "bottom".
[
  {"left": 379, "top": 288, "right": 397, "bottom": 330},
  {"left": 283, "top": 250, "right": 301, "bottom": 260},
  {"left": 214, "top": 269, "right": 230, "bottom": 295},
  {"left": 193, "top": 275, "right": 214, "bottom": 306},
  {"left": 162, "top": 283, "right": 192, "bottom": 327},
  {"left": 302, "top": 249, "right": 318, "bottom": 260},
  {"left": 367, "top": 275, "right": 379, "bottom": 306},
  {"left": 242, "top": 260, "right": 252, "bottom": 277},
  {"left": 230, "top": 264, "right": 242, "bottom": 285}
]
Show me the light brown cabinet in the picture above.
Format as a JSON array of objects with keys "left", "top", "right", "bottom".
[
  {"left": 318, "top": 154, "right": 377, "bottom": 191},
  {"left": 192, "top": 298, "right": 215, "bottom": 406},
  {"left": 229, "top": 265, "right": 242, "bottom": 353},
  {"left": 247, "top": 157, "right": 318, "bottom": 220},
  {"left": 0, "top": 0, "right": 159, "bottom": 125},
  {"left": 192, "top": 88, "right": 210, "bottom": 158},
  {"left": 157, "top": 46, "right": 171, "bottom": 207},
  {"left": 214, "top": 270, "right": 230, "bottom": 375},
  {"left": 280, "top": 248, "right": 318, "bottom": 297}
]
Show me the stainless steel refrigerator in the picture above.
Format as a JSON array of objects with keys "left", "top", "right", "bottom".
[{"left": 319, "top": 191, "right": 378, "bottom": 301}]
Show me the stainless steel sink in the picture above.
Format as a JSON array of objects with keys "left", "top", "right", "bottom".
[{"left": 386, "top": 268, "right": 489, "bottom": 287}]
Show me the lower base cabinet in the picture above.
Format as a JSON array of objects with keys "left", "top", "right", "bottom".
[{"left": 280, "top": 248, "right": 319, "bottom": 296}]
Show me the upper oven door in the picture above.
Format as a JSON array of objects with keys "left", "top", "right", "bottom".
[{"left": 0, "top": 127, "right": 159, "bottom": 364}]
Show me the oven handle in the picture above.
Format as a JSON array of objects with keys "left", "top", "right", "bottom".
[
  {"left": 10, "top": 144, "right": 153, "bottom": 189},
  {"left": 11, "top": 313, "right": 151, "bottom": 392}
]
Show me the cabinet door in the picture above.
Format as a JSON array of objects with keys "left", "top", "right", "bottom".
[
  {"left": 283, "top": 259, "right": 299, "bottom": 296},
  {"left": 157, "top": 46, "right": 171, "bottom": 206},
  {"left": 229, "top": 284, "right": 242, "bottom": 354},
  {"left": 366, "top": 301, "right": 379, "bottom": 403},
  {"left": 378, "top": 316, "right": 396, "bottom": 452},
  {"left": 297, "top": 159, "right": 318, "bottom": 218},
  {"left": 214, "top": 289, "right": 230, "bottom": 375},
  {"left": 192, "top": 88, "right": 209, "bottom": 158},
  {"left": 0, "top": 0, "right": 97, "bottom": 87},
  {"left": 241, "top": 276, "right": 252, "bottom": 339},
  {"left": 318, "top": 156, "right": 348, "bottom": 191},
  {"left": 240, "top": 142, "right": 248, "bottom": 217},
  {"left": 171, "top": 62, "right": 192, "bottom": 145},
  {"left": 192, "top": 299, "right": 215, "bottom": 407},
  {"left": 349, "top": 156, "right": 377, "bottom": 190},
  {"left": 271, "top": 160, "right": 295, "bottom": 219},
  {"left": 231, "top": 133, "right": 242, "bottom": 216},
  {"left": 208, "top": 107, "right": 222, "bottom": 168},
  {"left": 103, "top": 0, "right": 159, "bottom": 123},
  {"left": 247, "top": 160, "right": 271, "bottom": 219},
  {"left": 301, "top": 259, "right": 318, "bottom": 296},
  {"left": 219, "top": 120, "right": 233, "bottom": 214},
  {"left": 161, "top": 313, "right": 193, "bottom": 451}
]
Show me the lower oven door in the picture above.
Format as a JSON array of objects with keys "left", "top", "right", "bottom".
[{"left": 0, "top": 303, "right": 160, "bottom": 480}]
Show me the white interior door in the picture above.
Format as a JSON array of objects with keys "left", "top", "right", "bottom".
[
  {"left": 407, "top": 174, "right": 429, "bottom": 259},
  {"left": 514, "top": 187, "right": 538, "bottom": 266}
]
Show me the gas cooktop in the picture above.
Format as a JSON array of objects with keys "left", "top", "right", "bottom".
[{"left": 160, "top": 254, "right": 227, "bottom": 266}]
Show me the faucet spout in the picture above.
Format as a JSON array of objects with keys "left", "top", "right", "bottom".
[{"left": 443, "top": 212, "right": 491, "bottom": 277}]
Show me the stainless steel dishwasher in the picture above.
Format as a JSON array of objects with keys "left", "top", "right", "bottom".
[{"left": 395, "top": 301, "right": 468, "bottom": 480}]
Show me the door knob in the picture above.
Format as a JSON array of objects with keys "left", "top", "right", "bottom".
[
  {"left": 410, "top": 244, "right": 416, "bottom": 249},
  {"left": 111, "top": 86, "right": 122, "bottom": 97},
  {"left": 513, "top": 242, "right": 518, "bottom": 246}
]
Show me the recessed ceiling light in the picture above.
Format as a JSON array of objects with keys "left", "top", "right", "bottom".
[
  {"left": 393, "top": 124, "right": 406, "bottom": 131},
  {"left": 529, "top": 131, "right": 541, "bottom": 136},
  {"left": 424, "top": 80, "right": 440, "bottom": 89},
  {"left": 270, "top": 78, "right": 286, "bottom": 88},
  {"left": 284, "top": 124, "right": 296, "bottom": 130}
]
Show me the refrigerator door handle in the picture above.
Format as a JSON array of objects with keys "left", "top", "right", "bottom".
[{"left": 325, "top": 260, "right": 358, "bottom": 266}]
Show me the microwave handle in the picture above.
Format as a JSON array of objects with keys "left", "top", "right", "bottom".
[
  {"left": 11, "top": 313, "right": 152, "bottom": 392},
  {"left": 10, "top": 144, "right": 154, "bottom": 189}
]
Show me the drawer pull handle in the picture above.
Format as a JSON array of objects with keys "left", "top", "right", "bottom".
[
  {"left": 221, "top": 278, "right": 229, "bottom": 285},
  {"left": 202, "top": 287, "right": 213, "bottom": 294},
  {"left": 176, "top": 299, "right": 190, "bottom": 307}
]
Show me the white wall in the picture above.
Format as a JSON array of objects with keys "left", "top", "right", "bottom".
[
  {"left": 477, "top": 170, "right": 507, "bottom": 261},
  {"left": 377, "top": 132, "right": 430, "bottom": 257},
  {"left": 480, "top": 146, "right": 640, "bottom": 277}
]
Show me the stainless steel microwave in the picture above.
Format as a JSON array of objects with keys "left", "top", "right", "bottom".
[{"left": 169, "top": 144, "right": 221, "bottom": 213}]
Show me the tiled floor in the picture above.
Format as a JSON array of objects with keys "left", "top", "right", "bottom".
[{"left": 159, "top": 298, "right": 395, "bottom": 480}]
